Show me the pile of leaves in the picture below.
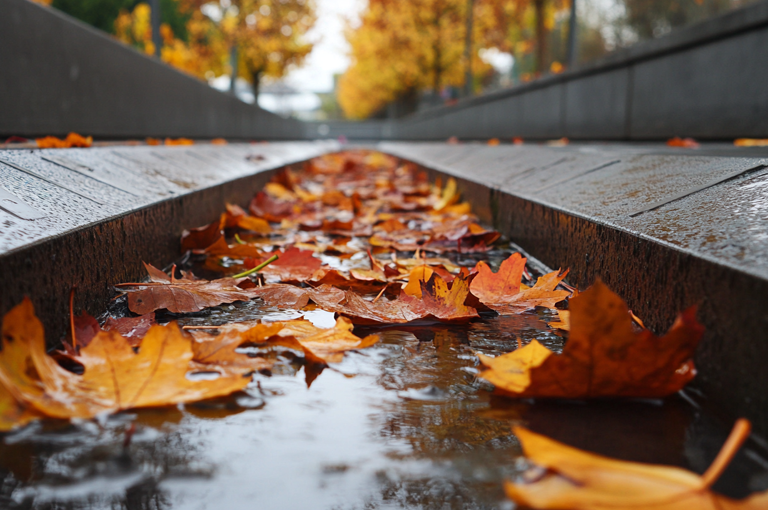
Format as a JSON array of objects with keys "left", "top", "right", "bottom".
[{"left": 2, "top": 149, "right": 759, "bottom": 509}]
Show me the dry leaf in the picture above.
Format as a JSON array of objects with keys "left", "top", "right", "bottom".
[
  {"left": 505, "top": 420, "right": 768, "bottom": 509},
  {"left": 478, "top": 280, "right": 704, "bottom": 398}
]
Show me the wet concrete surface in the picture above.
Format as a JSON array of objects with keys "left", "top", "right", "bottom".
[
  {"left": 0, "top": 142, "right": 337, "bottom": 346},
  {"left": 2, "top": 252, "right": 767, "bottom": 510},
  {"left": 0, "top": 143, "right": 337, "bottom": 256},
  {"left": 380, "top": 141, "right": 768, "bottom": 437}
]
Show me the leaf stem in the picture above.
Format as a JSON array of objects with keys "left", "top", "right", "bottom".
[
  {"left": 231, "top": 254, "right": 278, "bottom": 279},
  {"left": 701, "top": 418, "right": 751, "bottom": 488},
  {"left": 69, "top": 287, "right": 77, "bottom": 351}
]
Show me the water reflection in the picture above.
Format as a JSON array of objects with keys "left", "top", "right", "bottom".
[{"left": 3, "top": 307, "right": 768, "bottom": 508}]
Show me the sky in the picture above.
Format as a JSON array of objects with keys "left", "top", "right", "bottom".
[{"left": 283, "top": 0, "right": 365, "bottom": 94}]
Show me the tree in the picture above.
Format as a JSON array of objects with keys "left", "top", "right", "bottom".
[
  {"left": 114, "top": 2, "right": 227, "bottom": 78},
  {"left": 338, "top": 0, "right": 493, "bottom": 120},
  {"left": 182, "top": 0, "right": 316, "bottom": 98}
]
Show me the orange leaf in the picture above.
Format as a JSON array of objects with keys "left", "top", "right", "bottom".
[
  {"left": 0, "top": 383, "right": 41, "bottom": 432},
  {"left": 505, "top": 420, "right": 768, "bottom": 509},
  {"left": 0, "top": 299, "right": 249, "bottom": 420},
  {"left": 470, "top": 253, "right": 570, "bottom": 313},
  {"left": 479, "top": 280, "right": 704, "bottom": 398},
  {"left": 667, "top": 137, "right": 699, "bottom": 148}
]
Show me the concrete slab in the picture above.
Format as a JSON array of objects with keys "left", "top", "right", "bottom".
[
  {"left": 0, "top": 142, "right": 336, "bottom": 256},
  {"left": 379, "top": 141, "right": 768, "bottom": 435}
]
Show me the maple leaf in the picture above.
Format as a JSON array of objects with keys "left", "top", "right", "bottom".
[
  {"left": 189, "top": 317, "right": 379, "bottom": 365},
  {"left": 505, "top": 420, "right": 768, "bottom": 509},
  {"left": 478, "top": 280, "right": 704, "bottom": 398},
  {"left": 0, "top": 299, "right": 250, "bottom": 420},
  {"left": 470, "top": 253, "right": 570, "bottom": 313},
  {"left": 249, "top": 247, "right": 322, "bottom": 282},
  {"left": 181, "top": 218, "right": 224, "bottom": 252},
  {"left": 35, "top": 132, "right": 92, "bottom": 149},
  {"left": 191, "top": 322, "right": 282, "bottom": 372},
  {"left": 0, "top": 384, "right": 41, "bottom": 432},
  {"left": 103, "top": 313, "right": 156, "bottom": 345},
  {"left": 310, "top": 273, "right": 478, "bottom": 325},
  {"left": 116, "top": 263, "right": 260, "bottom": 315}
]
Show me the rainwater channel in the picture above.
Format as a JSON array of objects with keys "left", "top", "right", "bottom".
[{"left": 2, "top": 244, "right": 768, "bottom": 510}]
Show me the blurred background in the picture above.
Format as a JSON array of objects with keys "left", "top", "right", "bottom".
[{"left": 31, "top": 0, "right": 759, "bottom": 121}]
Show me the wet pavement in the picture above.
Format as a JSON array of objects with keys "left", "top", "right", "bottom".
[
  {"left": 0, "top": 142, "right": 337, "bottom": 256},
  {"left": 1, "top": 249, "right": 767, "bottom": 510},
  {"left": 380, "top": 142, "right": 768, "bottom": 279}
]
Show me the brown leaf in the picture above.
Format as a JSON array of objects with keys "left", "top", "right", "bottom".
[
  {"left": 0, "top": 299, "right": 250, "bottom": 420},
  {"left": 117, "top": 263, "right": 259, "bottom": 315},
  {"left": 505, "top": 420, "right": 768, "bottom": 509},
  {"left": 311, "top": 273, "right": 478, "bottom": 325},
  {"left": 478, "top": 280, "right": 704, "bottom": 398},
  {"left": 103, "top": 313, "right": 156, "bottom": 345},
  {"left": 181, "top": 218, "right": 224, "bottom": 252},
  {"left": 252, "top": 247, "right": 323, "bottom": 282}
]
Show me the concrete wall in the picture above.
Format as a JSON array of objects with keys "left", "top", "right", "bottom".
[
  {"left": 3, "top": 0, "right": 767, "bottom": 141},
  {"left": 0, "top": 0, "right": 302, "bottom": 139},
  {"left": 389, "top": 1, "right": 768, "bottom": 141}
]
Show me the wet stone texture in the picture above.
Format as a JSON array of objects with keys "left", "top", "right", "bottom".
[
  {"left": 380, "top": 141, "right": 768, "bottom": 436},
  {"left": 0, "top": 142, "right": 337, "bottom": 345}
]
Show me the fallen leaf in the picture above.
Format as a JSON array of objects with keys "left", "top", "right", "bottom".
[
  {"left": 470, "top": 253, "right": 570, "bottom": 313},
  {"left": 36, "top": 132, "right": 93, "bottom": 149},
  {"left": 248, "top": 247, "right": 322, "bottom": 282},
  {"left": 103, "top": 313, "right": 156, "bottom": 344},
  {"left": 165, "top": 138, "right": 194, "bottom": 145},
  {"left": 116, "top": 263, "right": 259, "bottom": 314},
  {"left": 0, "top": 299, "right": 249, "bottom": 420},
  {"left": 311, "top": 273, "right": 478, "bottom": 325},
  {"left": 181, "top": 218, "right": 224, "bottom": 252},
  {"left": 275, "top": 317, "right": 380, "bottom": 364},
  {"left": 191, "top": 322, "right": 281, "bottom": 371},
  {"left": 0, "top": 384, "right": 41, "bottom": 432},
  {"left": 478, "top": 280, "right": 704, "bottom": 398},
  {"left": 667, "top": 137, "right": 699, "bottom": 148},
  {"left": 734, "top": 138, "right": 768, "bottom": 147},
  {"left": 505, "top": 420, "right": 768, "bottom": 509},
  {"left": 547, "top": 310, "right": 570, "bottom": 331}
]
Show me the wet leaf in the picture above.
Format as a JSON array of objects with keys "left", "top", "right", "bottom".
[
  {"left": 0, "top": 384, "right": 41, "bottom": 432},
  {"left": 470, "top": 253, "right": 570, "bottom": 313},
  {"left": 506, "top": 420, "right": 768, "bottom": 509},
  {"left": 251, "top": 247, "right": 322, "bottom": 282},
  {"left": 103, "top": 313, "right": 156, "bottom": 345},
  {"left": 0, "top": 299, "right": 249, "bottom": 420},
  {"left": 117, "top": 263, "right": 260, "bottom": 314},
  {"left": 191, "top": 322, "right": 281, "bottom": 372},
  {"left": 311, "top": 273, "right": 478, "bottom": 325},
  {"left": 35, "top": 132, "right": 92, "bottom": 149},
  {"left": 478, "top": 280, "right": 704, "bottom": 398},
  {"left": 181, "top": 218, "right": 224, "bottom": 252}
]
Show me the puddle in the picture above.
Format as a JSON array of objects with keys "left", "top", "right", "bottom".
[{"left": 2, "top": 247, "right": 767, "bottom": 509}]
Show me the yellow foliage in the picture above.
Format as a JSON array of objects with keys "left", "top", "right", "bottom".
[{"left": 340, "top": 0, "right": 494, "bottom": 119}]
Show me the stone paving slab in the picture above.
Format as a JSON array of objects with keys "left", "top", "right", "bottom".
[
  {"left": 0, "top": 142, "right": 337, "bottom": 256},
  {"left": 380, "top": 142, "right": 768, "bottom": 280}
]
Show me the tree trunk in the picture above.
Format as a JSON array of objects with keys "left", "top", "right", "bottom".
[
  {"left": 534, "top": 0, "right": 547, "bottom": 74},
  {"left": 251, "top": 69, "right": 262, "bottom": 101}
]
